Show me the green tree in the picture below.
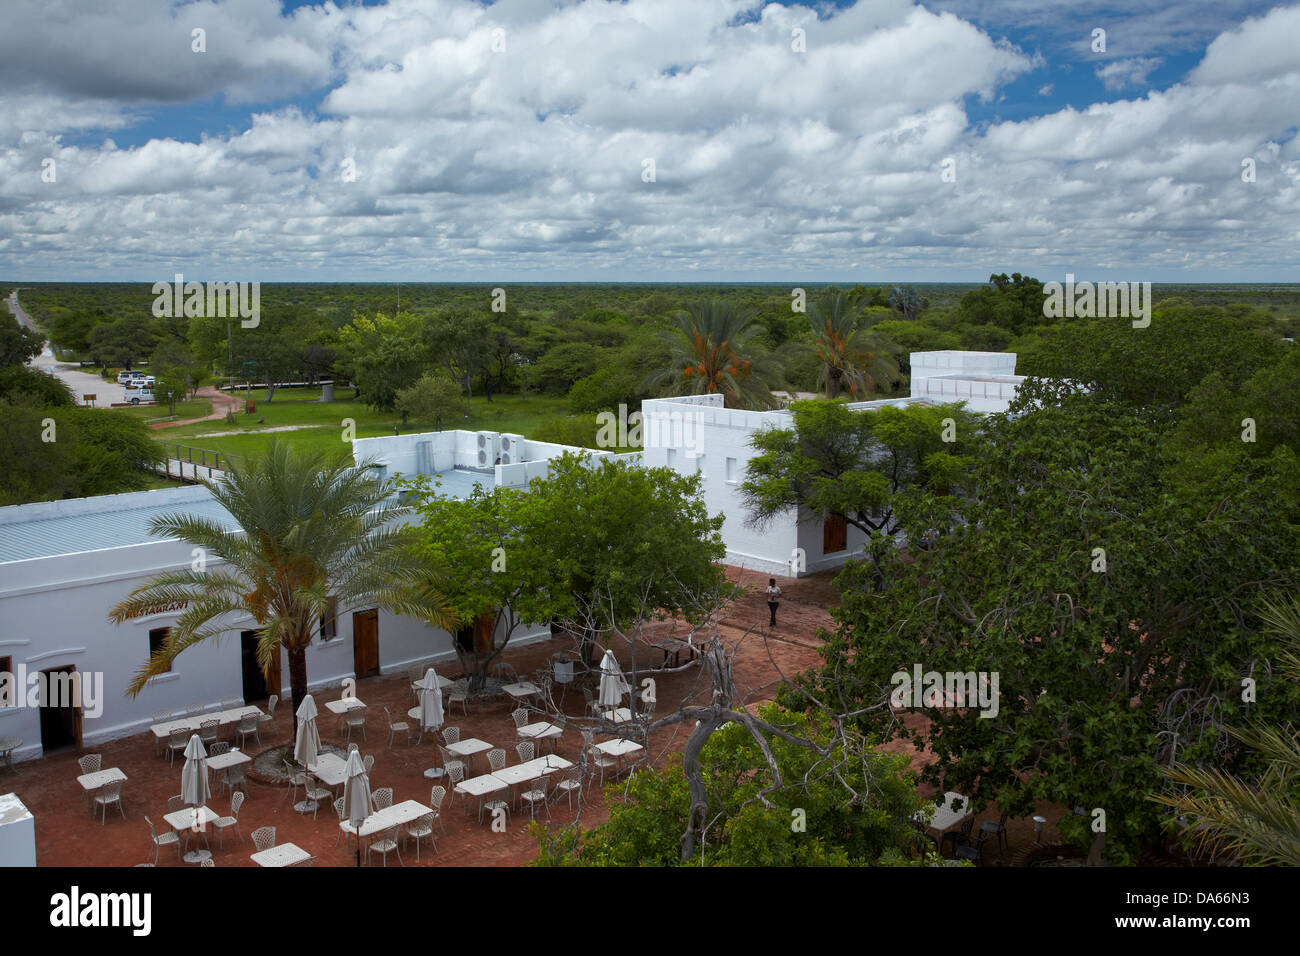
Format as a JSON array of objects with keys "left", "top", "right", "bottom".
[
  {"left": 108, "top": 442, "right": 455, "bottom": 734},
  {"left": 425, "top": 308, "right": 492, "bottom": 415},
  {"left": 643, "top": 299, "right": 784, "bottom": 409},
  {"left": 87, "top": 316, "right": 157, "bottom": 369},
  {"left": 886, "top": 285, "right": 925, "bottom": 322},
  {"left": 1, "top": 313, "right": 44, "bottom": 366},
  {"left": 394, "top": 373, "right": 462, "bottom": 429},
  {"left": 795, "top": 288, "right": 901, "bottom": 399},
  {"left": 1152, "top": 596, "right": 1300, "bottom": 866},
  {"left": 336, "top": 311, "right": 429, "bottom": 411},
  {"left": 795, "top": 387, "right": 1300, "bottom": 864},
  {"left": 533, "top": 704, "right": 928, "bottom": 866},
  {"left": 740, "top": 399, "right": 982, "bottom": 566}
]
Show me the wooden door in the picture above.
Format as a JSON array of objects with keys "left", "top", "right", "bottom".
[
  {"left": 353, "top": 610, "right": 380, "bottom": 678},
  {"left": 823, "top": 513, "right": 848, "bottom": 555}
]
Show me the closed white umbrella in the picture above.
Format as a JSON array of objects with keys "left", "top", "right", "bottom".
[
  {"left": 598, "top": 648, "right": 629, "bottom": 709},
  {"left": 293, "top": 695, "right": 322, "bottom": 813},
  {"left": 419, "top": 668, "right": 444, "bottom": 732},
  {"left": 179, "top": 734, "right": 212, "bottom": 864},
  {"left": 342, "top": 749, "right": 371, "bottom": 866},
  {"left": 294, "top": 694, "right": 320, "bottom": 767},
  {"left": 180, "top": 734, "right": 211, "bottom": 807}
]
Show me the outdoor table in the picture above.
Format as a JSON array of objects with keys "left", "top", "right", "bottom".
[
  {"left": 409, "top": 674, "right": 453, "bottom": 692},
  {"left": 150, "top": 705, "right": 265, "bottom": 743},
  {"left": 517, "top": 721, "right": 563, "bottom": 751},
  {"left": 0, "top": 736, "right": 20, "bottom": 773},
  {"left": 501, "top": 681, "right": 541, "bottom": 700},
  {"left": 324, "top": 697, "right": 365, "bottom": 715},
  {"left": 594, "top": 738, "right": 643, "bottom": 757},
  {"left": 352, "top": 799, "right": 434, "bottom": 861},
  {"left": 913, "top": 791, "right": 973, "bottom": 847},
  {"left": 307, "top": 752, "right": 349, "bottom": 789},
  {"left": 407, "top": 706, "right": 444, "bottom": 728},
  {"left": 77, "top": 767, "right": 127, "bottom": 791},
  {"left": 446, "top": 737, "right": 493, "bottom": 773},
  {"left": 492, "top": 755, "right": 571, "bottom": 787},
  {"left": 602, "top": 708, "right": 633, "bottom": 723},
  {"left": 455, "top": 772, "right": 509, "bottom": 821},
  {"left": 251, "top": 842, "right": 312, "bottom": 867},
  {"left": 206, "top": 749, "right": 251, "bottom": 773},
  {"left": 163, "top": 805, "right": 220, "bottom": 864}
]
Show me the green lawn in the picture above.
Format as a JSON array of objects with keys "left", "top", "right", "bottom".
[
  {"left": 118, "top": 398, "right": 213, "bottom": 424},
  {"left": 152, "top": 387, "right": 572, "bottom": 461}
]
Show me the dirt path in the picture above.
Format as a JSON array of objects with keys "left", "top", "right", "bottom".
[{"left": 149, "top": 385, "right": 244, "bottom": 429}]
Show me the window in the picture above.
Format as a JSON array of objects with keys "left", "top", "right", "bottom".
[
  {"left": 666, "top": 448, "right": 676, "bottom": 470},
  {"left": 725, "top": 457, "right": 737, "bottom": 482},
  {"left": 319, "top": 596, "right": 338, "bottom": 641},
  {"left": 148, "top": 628, "right": 173, "bottom": 672},
  {"left": 823, "top": 513, "right": 848, "bottom": 555}
]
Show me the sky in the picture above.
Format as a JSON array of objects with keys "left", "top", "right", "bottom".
[{"left": 0, "top": 0, "right": 1297, "bottom": 282}]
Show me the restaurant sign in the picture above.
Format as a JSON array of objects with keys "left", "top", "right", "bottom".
[{"left": 127, "top": 600, "right": 189, "bottom": 619}]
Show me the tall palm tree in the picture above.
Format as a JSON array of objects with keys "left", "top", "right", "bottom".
[
  {"left": 804, "top": 288, "right": 900, "bottom": 399},
  {"left": 109, "top": 441, "right": 455, "bottom": 736},
  {"left": 643, "top": 299, "right": 783, "bottom": 409},
  {"left": 1151, "top": 595, "right": 1300, "bottom": 865}
]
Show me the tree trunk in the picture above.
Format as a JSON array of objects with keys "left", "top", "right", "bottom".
[
  {"left": 288, "top": 642, "right": 308, "bottom": 741},
  {"left": 680, "top": 712, "right": 723, "bottom": 862}
]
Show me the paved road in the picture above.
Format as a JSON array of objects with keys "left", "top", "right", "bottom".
[{"left": 10, "top": 289, "right": 130, "bottom": 404}]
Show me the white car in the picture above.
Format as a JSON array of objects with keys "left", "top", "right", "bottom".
[
  {"left": 124, "top": 384, "right": 154, "bottom": 404},
  {"left": 116, "top": 371, "right": 136, "bottom": 384}
]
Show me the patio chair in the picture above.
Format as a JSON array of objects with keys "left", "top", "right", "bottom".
[
  {"left": 581, "top": 730, "right": 618, "bottom": 786},
  {"left": 486, "top": 748, "right": 507, "bottom": 772},
  {"left": 251, "top": 826, "right": 276, "bottom": 853},
  {"left": 981, "top": 812, "right": 1009, "bottom": 853},
  {"left": 515, "top": 741, "right": 535, "bottom": 764},
  {"left": 213, "top": 792, "right": 244, "bottom": 848},
  {"left": 79, "top": 753, "right": 102, "bottom": 774},
  {"left": 955, "top": 830, "right": 989, "bottom": 865},
  {"left": 167, "top": 795, "right": 186, "bottom": 814},
  {"left": 200, "top": 858, "right": 215, "bottom": 867},
  {"left": 429, "top": 786, "right": 448, "bottom": 834},
  {"left": 285, "top": 766, "right": 308, "bottom": 805},
  {"left": 408, "top": 665, "right": 424, "bottom": 703},
  {"left": 582, "top": 687, "right": 601, "bottom": 718},
  {"left": 481, "top": 789, "right": 510, "bottom": 826},
  {"left": 405, "top": 812, "right": 438, "bottom": 859},
  {"left": 445, "top": 685, "right": 469, "bottom": 717},
  {"left": 235, "top": 713, "right": 261, "bottom": 750},
  {"left": 371, "top": 787, "right": 394, "bottom": 812},
  {"left": 520, "top": 775, "right": 550, "bottom": 821},
  {"left": 208, "top": 741, "right": 231, "bottom": 756},
  {"left": 363, "top": 754, "right": 375, "bottom": 775},
  {"left": 444, "top": 764, "right": 465, "bottom": 811},
  {"left": 220, "top": 696, "right": 242, "bottom": 711},
  {"left": 94, "top": 779, "right": 126, "bottom": 824},
  {"left": 552, "top": 766, "right": 582, "bottom": 810},
  {"left": 152, "top": 709, "right": 173, "bottom": 723},
  {"left": 383, "top": 706, "right": 409, "bottom": 748},
  {"left": 198, "top": 719, "right": 220, "bottom": 748},
  {"left": 345, "top": 705, "right": 369, "bottom": 744},
  {"left": 145, "top": 815, "right": 181, "bottom": 865},
  {"left": 367, "top": 825, "right": 403, "bottom": 867},
  {"left": 334, "top": 797, "right": 354, "bottom": 846},
  {"left": 186, "top": 702, "right": 205, "bottom": 717},
  {"left": 258, "top": 695, "right": 278, "bottom": 739},
  {"left": 941, "top": 817, "right": 976, "bottom": 856},
  {"left": 304, "top": 772, "right": 333, "bottom": 819},
  {"left": 221, "top": 761, "right": 249, "bottom": 798},
  {"left": 511, "top": 707, "right": 530, "bottom": 739},
  {"left": 491, "top": 662, "right": 518, "bottom": 684},
  {"left": 166, "top": 727, "right": 190, "bottom": 765}
]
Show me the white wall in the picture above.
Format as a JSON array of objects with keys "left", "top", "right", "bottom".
[{"left": 0, "top": 793, "right": 36, "bottom": 867}]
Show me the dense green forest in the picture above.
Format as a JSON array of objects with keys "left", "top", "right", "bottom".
[{"left": 3, "top": 276, "right": 1297, "bottom": 505}]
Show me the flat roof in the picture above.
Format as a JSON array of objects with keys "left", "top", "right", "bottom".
[{"left": 0, "top": 469, "right": 493, "bottom": 564}]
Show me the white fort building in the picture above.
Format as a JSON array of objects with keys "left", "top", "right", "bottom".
[{"left": 0, "top": 350, "right": 1021, "bottom": 760}]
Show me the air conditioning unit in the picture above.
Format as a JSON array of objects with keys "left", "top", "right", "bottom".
[
  {"left": 476, "top": 431, "right": 496, "bottom": 467},
  {"left": 499, "top": 433, "right": 523, "bottom": 465}
]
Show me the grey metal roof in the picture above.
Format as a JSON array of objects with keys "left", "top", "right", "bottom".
[
  {"left": 0, "top": 468, "right": 490, "bottom": 564},
  {"left": 0, "top": 495, "right": 239, "bottom": 564}
]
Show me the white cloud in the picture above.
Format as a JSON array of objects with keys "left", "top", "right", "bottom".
[
  {"left": 0, "top": 1, "right": 1296, "bottom": 280},
  {"left": 1095, "top": 57, "right": 1163, "bottom": 91}
]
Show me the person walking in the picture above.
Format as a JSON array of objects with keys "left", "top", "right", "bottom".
[{"left": 765, "top": 578, "right": 782, "bottom": 629}]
